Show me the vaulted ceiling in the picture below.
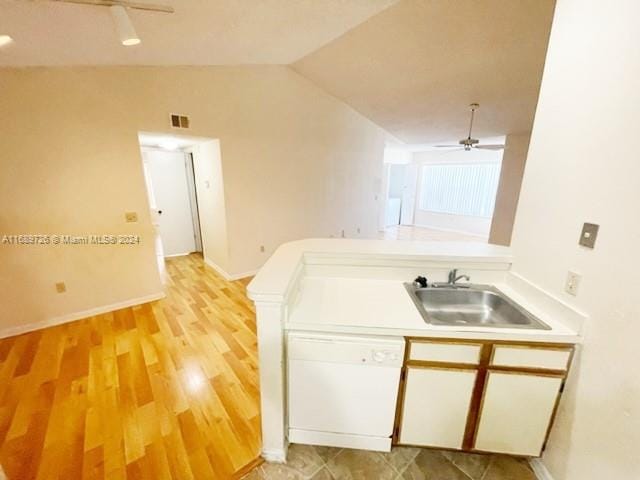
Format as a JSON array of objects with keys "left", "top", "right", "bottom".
[
  {"left": 293, "top": 0, "right": 556, "bottom": 143},
  {"left": 0, "top": 0, "right": 397, "bottom": 65},
  {"left": 1, "top": 0, "right": 555, "bottom": 144}
]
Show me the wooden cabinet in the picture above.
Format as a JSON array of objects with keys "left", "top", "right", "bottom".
[
  {"left": 399, "top": 366, "right": 476, "bottom": 449},
  {"left": 474, "top": 371, "right": 563, "bottom": 456},
  {"left": 490, "top": 345, "right": 572, "bottom": 371},
  {"left": 408, "top": 341, "right": 482, "bottom": 365},
  {"left": 396, "top": 338, "right": 574, "bottom": 457}
]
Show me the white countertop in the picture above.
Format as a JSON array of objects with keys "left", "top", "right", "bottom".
[
  {"left": 287, "top": 276, "right": 580, "bottom": 344},
  {"left": 248, "top": 238, "right": 513, "bottom": 302}
]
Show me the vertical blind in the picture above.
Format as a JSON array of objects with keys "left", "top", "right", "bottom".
[{"left": 418, "top": 163, "right": 501, "bottom": 218}]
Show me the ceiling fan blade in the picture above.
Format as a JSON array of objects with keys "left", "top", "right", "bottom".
[
  {"left": 475, "top": 144, "right": 505, "bottom": 151},
  {"left": 49, "top": 0, "right": 174, "bottom": 13},
  {"left": 434, "top": 145, "right": 461, "bottom": 148}
]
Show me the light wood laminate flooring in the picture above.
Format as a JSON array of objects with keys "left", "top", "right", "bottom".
[{"left": 0, "top": 253, "right": 261, "bottom": 480}]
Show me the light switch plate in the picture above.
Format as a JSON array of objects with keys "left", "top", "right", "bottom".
[
  {"left": 125, "top": 211, "right": 138, "bottom": 223},
  {"left": 565, "top": 271, "right": 581, "bottom": 296},
  {"left": 579, "top": 223, "right": 599, "bottom": 248}
]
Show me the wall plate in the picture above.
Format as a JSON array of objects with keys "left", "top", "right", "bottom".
[
  {"left": 565, "top": 271, "right": 581, "bottom": 296},
  {"left": 125, "top": 211, "right": 138, "bottom": 223},
  {"left": 579, "top": 223, "right": 599, "bottom": 248}
]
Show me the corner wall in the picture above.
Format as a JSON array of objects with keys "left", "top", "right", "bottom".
[
  {"left": 510, "top": 0, "right": 640, "bottom": 478},
  {"left": 489, "top": 133, "right": 530, "bottom": 246}
]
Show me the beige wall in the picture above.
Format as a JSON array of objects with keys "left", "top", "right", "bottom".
[
  {"left": 489, "top": 133, "right": 530, "bottom": 246},
  {"left": 510, "top": 0, "right": 640, "bottom": 478},
  {"left": 0, "top": 66, "right": 388, "bottom": 331}
]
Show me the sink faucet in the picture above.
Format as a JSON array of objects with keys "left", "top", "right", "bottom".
[
  {"left": 448, "top": 269, "right": 470, "bottom": 285},
  {"left": 415, "top": 269, "right": 471, "bottom": 289}
]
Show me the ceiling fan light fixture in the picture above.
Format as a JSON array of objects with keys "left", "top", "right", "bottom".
[
  {"left": 434, "top": 103, "right": 505, "bottom": 152},
  {"left": 110, "top": 5, "right": 141, "bottom": 46}
]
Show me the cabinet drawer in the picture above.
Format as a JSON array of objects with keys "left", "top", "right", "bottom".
[
  {"left": 409, "top": 341, "right": 482, "bottom": 365},
  {"left": 491, "top": 345, "right": 572, "bottom": 371}
]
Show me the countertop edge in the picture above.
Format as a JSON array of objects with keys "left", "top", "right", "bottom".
[
  {"left": 247, "top": 238, "right": 513, "bottom": 301},
  {"left": 283, "top": 322, "right": 581, "bottom": 345}
]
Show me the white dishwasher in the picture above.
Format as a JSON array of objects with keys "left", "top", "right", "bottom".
[{"left": 287, "top": 331, "right": 405, "bottom": 452}]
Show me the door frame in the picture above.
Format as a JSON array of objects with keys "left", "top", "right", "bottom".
[{"left": 184, "top": 152, "right": 203, "bottom": 253}]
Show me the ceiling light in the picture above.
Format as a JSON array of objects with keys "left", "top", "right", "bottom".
[
  {"left": 109, "top": 5, "right": 140, "bottom": 46},
  {"left": 0, "top": 35, "right": 14, "bottom": 48}
]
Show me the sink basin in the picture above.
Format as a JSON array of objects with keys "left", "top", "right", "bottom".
[{"left": 405, "top": 284, "right": 551, "bottom": 330}]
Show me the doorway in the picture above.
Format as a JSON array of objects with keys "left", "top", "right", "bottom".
[
  {"left": 138, "top": 133, "right": 230, "bottom": 282},
  {"left": 142, "top": 149, "right": 202, "bottom": 257}
]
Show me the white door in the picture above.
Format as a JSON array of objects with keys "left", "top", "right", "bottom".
[
  {"left": 399, "top": 366, "right": 477, "bottom": 449},
  {"left": 144, "top": 150, "right": 197, "bottom": 256},
  {"left": 474, "top": 371, "right": 563, "bottom": 456}
]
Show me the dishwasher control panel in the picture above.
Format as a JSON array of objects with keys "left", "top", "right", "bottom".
[{"left": 371, "top": 349, "right": 401, "bottom": 364}]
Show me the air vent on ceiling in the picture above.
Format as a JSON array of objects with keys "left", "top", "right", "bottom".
[{"left": 170, "top": 114, "right": 190, "bottom": 129}]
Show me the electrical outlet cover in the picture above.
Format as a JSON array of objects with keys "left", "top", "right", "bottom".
[
  {"left": 565, "top": 271, "right": 581, "bottom": 296},
  {"left": 125, "top": 211, "right": 138, "bottom": 223}
]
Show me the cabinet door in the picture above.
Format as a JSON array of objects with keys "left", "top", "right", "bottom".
[
  {"left": 399, "top": 366, "right": 476, "bottom": 449},
  {"left": 474, "top": 371, "right": 563, "bottom": 456}
]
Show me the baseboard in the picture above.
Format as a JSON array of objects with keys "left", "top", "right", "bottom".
[
  {"left": 204, "top": 257, "right": 258, "bottom": 281},
  {"left": 261, "top": 448, "right": 287, "bottom": 463},
  {"left": 231, "top": 457, "right": 264, "bottom": 479},
  {"left": 0, "top": 291, "right": 166, "bottom": 339},
  {"left": 530, "top": 458, "right": 555, "bottom": 480}
]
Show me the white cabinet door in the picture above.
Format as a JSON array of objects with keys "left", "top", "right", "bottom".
[
  {"left": 399, "top": 366, "right": 476, "bottom": 449},
  {"left": 474, "top": 371, "right": 562, "bottom": 456}
]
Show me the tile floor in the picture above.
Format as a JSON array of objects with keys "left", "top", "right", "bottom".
[{"left": 242, "top": 444, "right": 537, "bottom": 480}]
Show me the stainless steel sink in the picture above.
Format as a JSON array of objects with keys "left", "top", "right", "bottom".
[{"left": 405, "top": 284, "right": 551, "bottom": 330}]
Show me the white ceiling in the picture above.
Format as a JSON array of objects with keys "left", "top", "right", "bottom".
[
  {"left": 0, "top": 0, "right": 398, "bottom": 65},
  {"left": 2, "top": 0, "right": 555, "bottom": 145},
  {"left": 293, "top": 0, "right": 556, "bottom": 144}
]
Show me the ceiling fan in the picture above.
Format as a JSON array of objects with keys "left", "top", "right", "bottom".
[
  {"left": 435, "top": 103, "right": 505, "bottom": 151},
  {"left": 41, "top": 0, "right": 174, "bottom": 46}
]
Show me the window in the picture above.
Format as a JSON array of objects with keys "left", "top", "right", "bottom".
[{"left": 418, "top": 162, "right": 501, "bottom": 218}]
